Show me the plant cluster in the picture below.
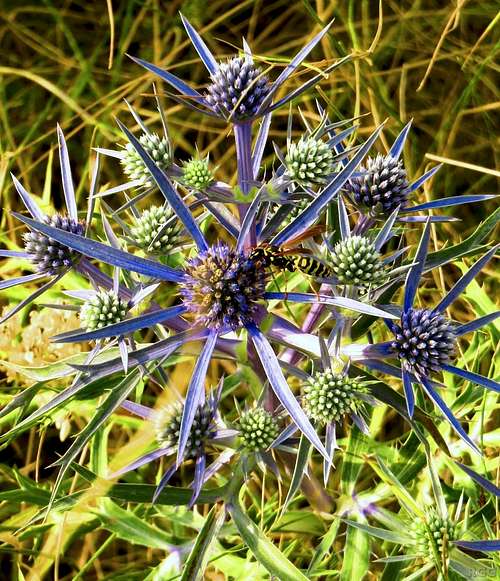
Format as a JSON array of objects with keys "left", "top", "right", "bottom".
[{"left": 0, "top": 15, "right": 498, "bottom": 580}]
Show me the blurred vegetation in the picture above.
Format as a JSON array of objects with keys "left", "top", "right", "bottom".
[{"left": 0, "top": 1, "right": 498, "bottom": 579}]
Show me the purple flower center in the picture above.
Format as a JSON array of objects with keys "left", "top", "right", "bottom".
[
  {"left": 180, "top": 243, "right": 267, "bottom": 331},
  {"left": 391, "top": 308, "right": 456, "bottom": 376}
]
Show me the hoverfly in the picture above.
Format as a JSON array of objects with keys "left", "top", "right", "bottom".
[{"left": 249, "top": 226, "right": 332, "bottom": 279}]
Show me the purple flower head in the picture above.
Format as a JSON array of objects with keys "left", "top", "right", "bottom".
[
  {"left": 180, "top": 243, "right": 267, "bottom": 331},
  {"left": 23, "top": 214, "right": 85, "bottom": 275},
  {"left": 345, "top": 153, "right": 410, "bottom": 216},
  {"left": 391, "top": 308, "right": 457, "bottom": 376},
  {"left": 205, "top": 57, "right": 270, "bottom": 121}
]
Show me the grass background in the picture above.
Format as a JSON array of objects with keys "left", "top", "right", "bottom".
[{"left": 0, "top": 1, "right": 498, "bottom": 579}]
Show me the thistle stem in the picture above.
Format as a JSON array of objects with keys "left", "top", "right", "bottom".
[{"left": 234, "top": 121, "right": 256, "bottom": 247}]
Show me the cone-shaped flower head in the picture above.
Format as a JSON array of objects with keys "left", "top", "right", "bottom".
[
  {"left": 130, "top": 205, "right": 183, "bottom": 254},
  {"left": 329, "top": 235, "right": 386, "bottom": 287},
  {"left": 303, "top": 370, "right": 367, "bottom": 425},
  {"left": 238, "top": 408, "right": 279, "bottom": 452},
  {"left": 285, "top": 136, "right": 335, "bottom": 187},
  {"left": 205, "top": 57, "right": 270, "bottom": 121},
  {"left": 345, "top": 153, "right": 410, "bottom": 215},
  {"left": 154, "top": 401, "right": 216, "bottom": 458},
  {"left": 412, "top": 509, "right": 457, "bottom": 559},
  {"left": 180, "top": 243, "right": 267, "bottom": 331},
  {"left": 23, "top": 214, "right": 85, "bottom": 275},
  {"left": 79, "top": 290, "right": 128, "bottom": 332},
  {"left": 121, "top": 133, "right": 171, "bottom": 186},
  {"left": 181, "top": 157, "right": 215, "bottom": 190},
  {"left": 391, "top": 309, "right": 457, "bottom": 377}
]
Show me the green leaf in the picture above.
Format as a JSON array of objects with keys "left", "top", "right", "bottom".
[
  {"left": 97, "top": 500, "right": 175, "bottom": 550},
  {"left": 280, "top": 433, "right": 311, "bottom": 515},
  {"left": 227, "top": 499, "right": 309, "bottom": 581},
  {"left": 341, "top": 426, "right": 366, "bottom": 495},
  {"left": 47, "top": 369, "right": 142, "bottom": 513},
  {"left": 340, "top": 522, "right": 369, "bottom": 581},
  {"left": 342, "top": 519, "right": 414, "bottom": 544},
  {"left": 180, "top": 504, "right": 226, "bottom": 581},
  {"left": 108, "top": 483, "right": 225, "bottom": 506}
]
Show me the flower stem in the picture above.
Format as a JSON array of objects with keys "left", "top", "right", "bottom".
[{"left": 234, "top": 121, "right": 256, "bottom": 247}]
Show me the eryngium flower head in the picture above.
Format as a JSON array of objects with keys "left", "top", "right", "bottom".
[
  {"left": 154, "top": 401, "right": 215, "bottom": 458},
  {"left": 391, "top": 309, "right": 457, "bottom": 377},
  {"left": 329, "top": 236, "right": 386, "bottom": 287},
  {"left": 181, "top": 157, "right": 215, "bottom": 190},
  {"left": 130, "top": 205, "right": 182, "bottom": 254},
  {"left": 303, "top": 370, "right": 366, "bottom": 425},
  {"left": 238, "top": 408, "right": 279, "bottom": 452},
  {"left": 80, "top": 290, "right": 128, "bottom": 332},
  {"left": 285, "top": 137, "right": 335, "bottom": 187},
  {"left": 23, "top": 214, "right": 85, "bottom": 275},
  {"left": 180, "top": 243, "right": 267, "bottom": 331},
  {"left": 345, "top": 153, "right": 410, "bottom": 215},
  {"left": 121, "top": 133, "right": 171, "bottom": 186},
  {"left": 205, "top": 57, "right": 270, "bottom": 121},
  {"left": 412, "top": 510, "right": 457, "bottom": 559}
]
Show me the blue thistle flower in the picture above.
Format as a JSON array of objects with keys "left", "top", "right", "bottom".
[
  {"left": 0, "top": 126, "right": 95, "bottom": 325},
  {"left": 128, "top": 15, "right": 347, "bottom": 123},
  {"left": 9, "top": 120, "right": 398, "bottom": 472},
  {"left": 343, "top": 121, "right": 496, "bottom": 225},
  {"left": 343, "top": 222, "right": 500, "bottom": 452}
]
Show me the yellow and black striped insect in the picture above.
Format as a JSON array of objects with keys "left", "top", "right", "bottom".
[{"left": 249, "top": 226, "right": 332, "bottom": 279}]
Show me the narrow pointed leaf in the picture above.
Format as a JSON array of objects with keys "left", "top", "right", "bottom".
[
  {"left": 403, "top": 219, "right": 430, "bottom": 311},
  {"left": 435, "top": 244, "right": 498, "bottom": 312},
  {"left": 13, "top": 213, "right": 185, "bottom": 282},
  {"left": 406, "top": 164, "right": 442, "bottom": 193},
  {"left": 441, "top": 364, "right": 500, "bottom": 393},
  {"left": 374, "top": 207, "right": 399, "bottom": 251},
  {"left": 112, "top": 447, "right": 175, "bottom": 478},
  {"left": 11, "top": 174, "right": 45, "bottom": 221},
  {"left": 247, "top": 323, "right": 330, "bottom": 462},
  {"left": 180, "top": 504, "right": 226, "bottom": 581},
  {"left": 455, "top": 311, "right": 500, "bottom": 336},
  {"left": 177, "top": 332, "right": 218, "bottom": 464},
  {"left": 0, "top": 272, "right": 46, "bottom": 291},
  {"left": 403, "top": 194, "right": 497, "bottom": 213},
  {"left": 228, "top": 499, "right": 309, "bottom": 581},
  {"left": 282, "top": 434, "right": 311, "bottom": 514},
  {"left": 117, "top": 120, "right": 208, "bottom": 251},
  {"left": 54, "top": 305, "right": 187, "bottom": 343},
  {"left": 264, "top": 291, "right": 398, "bottom": 319},
  {"left": 453, "top": 539, "right": 500, "bottom": 552},
  {"left": 455, "top": 462, "right": 500, "bottom": 497},
  {"left": 402, "top": 370, "right": 415, "bottom": 418},
  {"left": 128, "top": 55, "right": 202, "bottom": 98},
  {"left": 57, "top": 124, "right": 78, "bottom": 220},
  {"left": 252, "top": 112, "right": 272, "bottom": 177},
  {"left": 421, "top": 377, "right": 479, "bottom": 454},
  {"left": 189, "top": 454, "right": 207, "bottom": 507},
  {"left": 180, "top": 14, "right": 218, "bottom": 74},
  {"left": 388, "top": 120, "right": 412, "bottom": 159},
  {"left": 342, "top": 519, "right": 414, "bottom": 544},
  {"left": 258, "top": 21, "right": 334, "bottom": 114},
  {"left": 338, "top": 194, "right": 350, "bottom": 239}
]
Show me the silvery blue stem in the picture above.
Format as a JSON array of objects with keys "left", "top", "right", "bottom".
[{"left": 234, "top": 122, "right": 256, "bottom": 247}]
